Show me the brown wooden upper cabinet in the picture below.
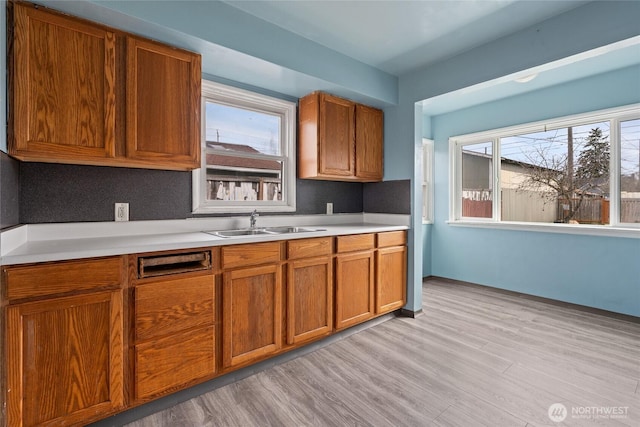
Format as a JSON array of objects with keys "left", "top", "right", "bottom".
[
  {"left": 126, "top": 38, "right": 201, "bottom": 169},
  {"left": 298, "top": 92, "right": 383, "bottom": 182},
  {"left": 8, "top": 2, "right": 201, "bottom": 171}
]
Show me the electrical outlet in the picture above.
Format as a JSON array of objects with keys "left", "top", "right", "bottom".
[
  {"left": 115, "top": 203, "right": 129, "bottom": 222},
  {"left": 326, "top": 202, "right": 333, "bottom": 215}
]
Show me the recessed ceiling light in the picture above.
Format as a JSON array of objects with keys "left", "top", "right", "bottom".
[{"left": 515, "top": 73, "right": 538, "bottom": 83}]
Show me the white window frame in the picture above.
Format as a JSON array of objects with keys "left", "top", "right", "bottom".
[
  {"left": 192, "top": 80, "right": 296, "bottom": 214},
  {"left": 449, "top": 103, "right": 640, "bottom": 238},
  {"left": 422, "top": 139, "right": 434, "bottom": 224}
]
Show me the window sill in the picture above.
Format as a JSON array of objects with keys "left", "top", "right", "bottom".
[{"left": 446, "top": 220, "right": 640, "bottom": 239}]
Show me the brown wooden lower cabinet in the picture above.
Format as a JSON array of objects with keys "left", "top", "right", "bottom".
[
  {"left": 376, "top": 245, "right": 407, "bottom": 314},
  {"left": 133, "top": 274, "right": 215, "bottom": 401},
  {"left": 3, "top": 256, "right": 126, "bottom": 427},
  {"left": 135, "top": 325, "right": 215, "bottom": 400},
  {"left": 222, "top": 264, "right": 282, "bottom": 368},
  {"left": 334, "top": 250, "right": 375, "bottom": 330},
  {"left": 6, "top": 290, "right": 124, "bottom": 427},
  {"left": 287, "top": 256, "right": 333, "bottom": 344},
  {"left": 1, "top": 231, "right": 407, "bottom": 426}
]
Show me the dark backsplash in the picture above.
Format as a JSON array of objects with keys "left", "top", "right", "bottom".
[
  {"left": 0, "top": 152, "right": 20, "bottom": 229},
  {"left": 19, "top": 162, "right": 193, "bottom": 223},
  {"left": 1, "top": 154, "right": 409, "bottom": 225},
  {"left": 363, "top": 179, "right": 411, "bottom": 214}
]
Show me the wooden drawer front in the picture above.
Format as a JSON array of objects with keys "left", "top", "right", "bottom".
[
  {"left": 377, "top": 231, "right": 407, "bottom": 248},
  {"left": 4, "top": 256, "right": 124, "bottom": 301},
  {"left": 135, "top": 276, "right": 214, "bottom": 341},
  {"left": 135, "top": 325, "right": 215, "bottom": 400},
  {"left": 222, "top": 242, "right": 281, "bottom": 269},
  {"left": 336, "top": 234, "right": 375, "bottom": 253},
  {"left": 287, "top": 237, "right": 332, "bottom": 260}
]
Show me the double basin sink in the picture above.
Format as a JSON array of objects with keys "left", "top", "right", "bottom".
[{"left": 204, "top": 226, "right": 326, "bottom": 238}]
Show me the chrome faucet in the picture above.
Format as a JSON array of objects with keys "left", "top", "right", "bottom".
[{"left": 249, "top": 209, "right": 259, "bottom": 229}]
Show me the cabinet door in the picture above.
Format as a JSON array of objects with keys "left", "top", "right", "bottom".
[
  {"left": 6, "top": 291, "right": 124, "bottom": 427},
  {"left": 10, "top": 3, "right": 116, "bottom": 162},
  {"left": 355, "top": 104, "right": 383, "bottom": 181},
  {"left": 136, "top": 326, "right": 215, "bottom": 401},
  {"left": 126, "top": 37, "right": 201, "bottom": 170},
  {"left": 287, "top": 256, "right": 333, "bottom": 345},
  {"left": 319, "top": 93, "right": 355, "bottom": 177},
  {"left": 376, "top": 246, "right": 407, "bottom": 314},
  {"left": 222, "top": 265, "right": 282, "bottom": 368},
  {"left": 134, "top": 275, "right": 215, "bottom": 400},
  {"left": 335, "top": 251, "right": 375, "bottom": 330}
]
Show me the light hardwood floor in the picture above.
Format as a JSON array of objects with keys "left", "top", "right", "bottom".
[{"left": 124, "top": 278, "right": 640, "bottom": 427}]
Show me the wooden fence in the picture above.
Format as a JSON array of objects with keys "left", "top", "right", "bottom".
[
  {"left": 621, "top": 198, "right": 640, "bottom": 223},
  {"left": 462, "top": 190, "right": 492, "bottom": 218},
  {"left": 462, "top": 199, "right": 492, "bottom": 218},
  {"left": 557, "top": 198, "right": 609, "bottom": 224},
  {"left": 463, "top": 191, "right": 640, "bottom": 223},
  {"left": 557, "top": 198, "right": 640, "bottom": 224}
]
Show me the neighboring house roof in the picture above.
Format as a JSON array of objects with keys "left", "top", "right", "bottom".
[
  {"left": 463, "top": 150, "right": 560, "bottom": 173},
  {"left": 206, "top": 141, "right": 281, "bottom": 172},
  {"left": 576, "top": 177, "right": 610, "bottom": 197}
]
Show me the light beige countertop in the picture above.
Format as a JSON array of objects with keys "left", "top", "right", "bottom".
[{"left": 0, "top": 213, "right": 410, "bottom": 265}]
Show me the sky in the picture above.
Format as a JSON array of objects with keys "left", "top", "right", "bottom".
[
  {"left": 464, "top": 119, "right": 640, "bottom": 177},
  {"left": 205, "top": 101, "right": 281, "bottom": 156}
]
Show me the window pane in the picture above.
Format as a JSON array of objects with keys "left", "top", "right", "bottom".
[
  {"left": 203, "top": 99, "right": 284, "bottom": 204},
  {"left": 620, "top": 118, "right": 640, "bottom": 223},
  {"left": 205, "top": 101, "right": 281, "bottom": 156},
  {"left": 462, "top": 142, "right": 493, "bottom": 218},
  {"left": 500, "top": 121, "right": 610, "bottom": 224},
  {"left": 195, "top": 80, "right": 295, "bottom": 213},
  {"left": 206, "top": 155, "right": 282, "bottom": 201}
]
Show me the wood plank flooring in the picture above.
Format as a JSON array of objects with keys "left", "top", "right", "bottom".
[{"left": 125, "top": 278, "right": 640, "bottom": 427}]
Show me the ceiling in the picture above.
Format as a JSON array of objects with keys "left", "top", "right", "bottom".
[
  {"left": 222, "top": 0, "right": 639, "bottom": 114},
  {"left": 222, "top": 0, "right": 590, "bottom": 76}
]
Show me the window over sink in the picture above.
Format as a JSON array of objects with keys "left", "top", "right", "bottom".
[{"left": 193, "top": 80, "right": 297, "bottom": 213}]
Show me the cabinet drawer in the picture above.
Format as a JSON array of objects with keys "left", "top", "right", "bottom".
[
  {"left": 4, "top": 256, "right": 124, "bottom": 301},
  {"left": 222, "top": 242, "right": 281, "bottom": 269},
  {"left": 377, "top": 231, "right": 407, "bottom": 248},
  {"left": 336, "top": 234, "right": 375, "bottom": 253},
  {"left": 135, "top": 275, "right": 214, "bottom": 341},
  {"left": 287, "top": 237, "right": 332, "bottom": 260},
  {"left": 135, "top": 325, "right": 215, "bottom": 400}
]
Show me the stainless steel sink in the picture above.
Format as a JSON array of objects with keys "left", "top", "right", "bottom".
[
  {"left": 204, "top": 228, "right": 273, "bottom": 238},
  {"left": 263, "top": 226, "right": 326, "bottom": 234},
  {"left": 203, "top": 226, "right": 325, "bottom": 238}
]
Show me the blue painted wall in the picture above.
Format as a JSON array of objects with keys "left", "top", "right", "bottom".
[
  {"left": 429, "top": 66, "right": 640, "bottom": 316},
  {"left": 392, "top": 1, "right": 640, "bottom": 313}
]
